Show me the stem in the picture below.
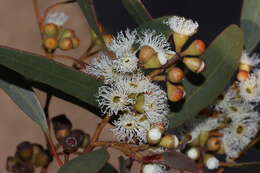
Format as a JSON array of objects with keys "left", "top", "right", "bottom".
[
  {"left": 47, "top": 134, "right": 64, "bottom": 167},
  {"left": 64, "top": 154, "right": 70, "bottom": 163},
  {"left": 44, "top": 93, "right": 52, "bottom": 131},
  {"left": 32, "top": 0, "right": 43, "bottom": 30},
  {"left": 84, "top": 116, "right": 111, "bottom": 152},
  {"left": 216, "top": 168, "right": 225, "bottom": 173}
]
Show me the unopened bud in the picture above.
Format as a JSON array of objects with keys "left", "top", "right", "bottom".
[
  {"left": 52, "top": 114, "right": 72, "bottom": 143},
  {"left": 167, "top": 82, "right": 185, "bottom": 102},
  {"left": 139, "top": 46, "right": 156, "bottom": 64},
  {"left": 167, "top": 67, "right": 184, "bottom": 83},
  {"left": 6, "top": 157, "right": 17, "bottom": 172},
  {"left": 206, "top": 137, "right": 221, "bottom": 152},
  {"left": 72, "top": 37, "right": 80, "bottom": 49},
  {"left": 147, "top": 127, "right": 163, "bottom": 145},
  {"left": 183, "top": 57, "right": 205, "bottom": 73},
  {"left": 133, "top": 94, "right": 145, "bottom": 113},
  {"left": 199, "top": 131, "right": 210, "bottom": 147},
  {"left": 103, "top": 34, "right": 113, "bottom": 44},
  {"left": 43, "top": 37, "right": 58, "bottom": 51},
  {"left": 203, "top": 154, "right": 219, "bottom": 170},
  {"left": 239, "top": 63, "right": 251, "bottom": 72},
  {"left": 62, "top": 129, "right": 85, "bottom": 154},
  {"left": 159, "top": 135, "right": 179, "bottom": 148},
  {"left": 31, "top": 144, "right": 50, "bottom": 167},
  {"left": 142, "top": 164, "right": 166, "bottom": 173},
  {"left": 173, "top": 32, "right": 189, "bottom": 52},
  {"left": 59, "top": 38, "right": 73, "bottom": 50},
  {"left": 12, "top": 161, "right": 34, "bottom": 173},
  {"left": 237, "top": 70, "right": 249, "bottom": 81},
  {"left": 44, "top": 23, "right": 58, "bottom": 37},
  {"left": 16, "top": 142, "right": 33, "bottom": 161},
  {"left": 186, "top": 147, "right": 200, "bottom": 160},
  {"left": 60, "top": 29, "right": 75, "bottom": 39},
  {"left": 181, "top": 40, "right": 206, "bottom": 56}
]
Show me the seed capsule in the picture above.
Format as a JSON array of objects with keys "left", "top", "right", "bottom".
[
  {"left": 43, "top": 37, "right": 58, "bottom": 51},
  {"left": 16, "top": 142, "right": 33, "bottom": 161},
  {"left": 167, "top": 67, "right": 184, "bottom": 83},
  {"left": 60, "top": 29, "right": 75, "bottom": 39},
  {"left": 44, "top": 23, "right": 58, "bottom": 37},
  {"left": 59, "top": 38, "right": 73, "bottom": 50}
]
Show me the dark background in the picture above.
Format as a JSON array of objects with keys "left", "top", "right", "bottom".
[{"left": 94, "top": 0, "right": 260, "bottom": 173}]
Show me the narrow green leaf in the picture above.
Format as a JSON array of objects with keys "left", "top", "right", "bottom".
[
  {"left": 223, "top": 161, "right": 260, "bottom": 170},
  {"left": 0, "top": 46, "right": 101, "bottom": 109},
  {"left": 0, "top": 69, "right": 48, "bottom": 132},
  {"left": 122, "top": 0, "right": 152, "bottom": 25},
  {"left": 58, "top": 149, "right": 110, "bottom": 173},
  {"left": 99, "top": 163, "right": 118, "bottom": 173},
  {"left": 77, "top": 0, "right": 105, "bottom": 46},
  {"left": 118, "top": 156, "right": 130, "bottom": 173},
  {"left": 168, "top": 25, "right": 243, "bottom": 128},
  {"left": 241, "top": 0, "right": 260, "bottom": 53}
]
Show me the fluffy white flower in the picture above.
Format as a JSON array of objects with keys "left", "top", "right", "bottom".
[
  {"left": 112, "top": 113, "right": 150, "bottom": 143},
  {"left": 114, "top": 52, "right": 138, "bottom": 73},
  {"left": 240, "top": 51, "right": 260, "bottom": 67},
  {"left": 97, "top": 85, "right": 133, "bottom": 116},
  {"left": 142, "top": 164, "right": 167, "bottom": 173},
  {"left": 222, "top": 111, "right": 260, "bottom": 158},
  {"left": 45, "top": 12, "right": 68, "bottom": 26},
  {"left": 86, "top": 54, "right": 121, "bottom": 84},
  {"left": 238, "top": 73, "right": 260, "bottom": 102},
  {"left": 107, "top": 29, "right": 137, "bottom": 57},
  {"left": 138, "top": 30, "right": 171, "bottom": 65},
  {"left": 164, "top": 16, "right": 198, "bottom": 36}
]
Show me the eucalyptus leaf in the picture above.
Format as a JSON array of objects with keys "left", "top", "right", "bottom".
[
  {"left": 99, "top": 163, "right": 118, "bottom": 173},
  {"left": 118, "top": 156, "right": 130, "bottom": 173},
  {"left": 77, "top": 0, "right": 105, "bottom": 46},
  {"left": 0, "top": 68, "right": 48, "bottom": 132},
  {"left": 169, "top": 25, "right": 243, "bottom": 128},
  {"left": 122, "top": 0, "right": 152, "bottom": 25},
  {"left": 58, "top": 149, "right": 110, "bottom": 173},
  {"left": 0, "top": 46, "right": 101, "bottom": 109},
  {"left": 241, "top": 0, "right": 260, "bottom": 53}
]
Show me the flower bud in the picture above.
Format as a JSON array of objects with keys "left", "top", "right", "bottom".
[
  {"left": 143, "top": 54, "right": 162, "bottom": 69},
  {"left": 80, "top": 133, "right": 91, "bottom": 149},
  {"left": 139, "top": 46, "right": 156, "bottom": 64},
  {"left": 147, "top": 127, "right": 163, "bottom": 145},
  {"left": 44, "top": 23, "right": 58, "bottom": 37},
  {"left": 60, "top": 29, "right": 75, "bottom": 39},
  {"left": 43, "top": 37, "right": 58, "bottom": 51},
  {"left": 52, "top": 114, "right": 72, "bottom": 143},
  {"left": 166, "top": 82, "right": 185, "bottom": 102},
  {"left": 11, "top": 161, "right": 34, "bottom": 173},
  {"left": 199, "top": 131, "right": 210, "bottom": 147},
  {"left": 62, "top": 129, "right": 85, "bottom": 154},
  {"left": 142, "top": 164, "right": 166, "bottom": 173},
  {"left": 203, "top": 154, "right": 219, "bottom": 170},
  {"left": 133, "top": 94, "right": 145, "bottom": 113},
  {"left": 167, "top": 67, "right": 184, "bottom": 83},
  {"left": 183, "top": 57, "right": 205, "bottom": 73},
  {"left": 59, "top": 38, "right": 73, "bottom": 50},
  {"left": 16, "top": 142, "right": 33, "bottom": 161},
  {"left": 103, "top": 34, "right": 113, "bottom": 44},
  {"left": 159, "top": 134, "right": 179, "bottom": 149},
  {"left": 237, "top": 70, "right": 249, "bottom": 81},
  {"left": 206, "top": 137, "right": 221, "bottom": 152},
  {"left": 239, "top": 63, "right": 251, "bottom": 72},
  {"left": 173, "top": 32, "right": 189, "bottom": 52},
  {"left": 31, "top": 144, "right": 50, "bottom": 167},
  {"left": 72, "top": 37, "right": 80, "bottom": 49},
  {"left": 186, "top": 147, "right": 200, "bottom": 160},
  {"left": 181, "top": 40, "right": 206, "bottom": 56}
]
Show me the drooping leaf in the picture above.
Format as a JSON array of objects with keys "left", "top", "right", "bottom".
[
  {"left": 77, "top": 0, "right": 105, "bottom": 46},
  {"left": 58, "top": 149, "right": 109, "bottom": 173},
  {"left": 118, "top": 156, "right": 131, "bottom": 173},
  {"left": 162, "top": 150, "right": 198, "bottom": 172},
  {"left": 241, "top": 0, "right": 260, "bottom": 53},
  {"left": 0, "top": 46, "right": 101, "bottom": 109},
  {"left": 122, "top": 0, "right": 152, "bottom": 25},
  {"left": 168, "top": 25, "right": 243, "bottom": 128},
  {"left": 223, "top": 161, "right": 260, "bottom": 170},
  {"left": 99, "top": 163, "right": 118, "bottom": 173},
  {"left": 0, "top": 68, "right": 48, "bottom": 132}
]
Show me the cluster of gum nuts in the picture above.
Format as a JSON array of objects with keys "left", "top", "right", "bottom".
[
  {"left": 42, "top": 23, "right": 80, "bottom": 52},
  {"left": 138, "top": 32, "right": 207, "bottom": 102}
]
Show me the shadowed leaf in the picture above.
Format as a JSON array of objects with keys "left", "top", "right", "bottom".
[
  {"left": 99, "top": 163, "right": 118, "bottom": 173},
  {"left": 58, "top": 149, "right": 110, "bottom": 173}
]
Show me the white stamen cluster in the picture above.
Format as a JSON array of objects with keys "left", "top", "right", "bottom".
[
  {"left": 45, "top": 12, "right": 69, "bottom": 26},
  {"left": 142, "top": 164, "right": 167, "bottom": 173},
  {"left": 240, "top": 51, "right": 260, "bottom": 67},
  {"left": 86, "top": 29, "right": 171, "bottom": 144},
  {"left": 164, "top": 16, "right": 198, "bottom": 36}
]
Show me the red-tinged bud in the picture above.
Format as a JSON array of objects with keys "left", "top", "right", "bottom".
[
  {"left": 206, "top": 137, "right": 221, "bottom": 152},
  {"left": 16, "top": 142, "right": 33, "bottom": 161},
  {"left": 167, "top": 67, "right": 185, "bottom": 83},
  {"left": 237, "top": 70, "right": 249, "bottom": 81},
  {"left": 103, "top": 34, "right": 113, "bottom": 44},
  {"left": 60, "top": 29, "right": 75, "bottom": 39},
  {"left": 159, "top": 135, "right": 179, "bottom": 148},
  {"left": 181, "top": 40, "right": 206, "bottom": 56},
  {"left": 166, "top": 82, "right": 185, "bottom": 102},
  {"left": 59, "top": 38, "right": 73, "bottom": 50},
  {"left": 239, "top": 63, "right": 251, "bottom": 72},
  {"left": 183, "top": 57, "right": 205, "bottom": 73},
  {"left": 44, "top": 23, "right": 58, "bottom": 37}
]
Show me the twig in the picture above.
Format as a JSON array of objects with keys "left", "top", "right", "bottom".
[
  {"left": 47, "top": 134, "right": 64, "bottom": 167},
  {"left": 64, "top": 154, "right": 70, "bottom": 163},
  {"left": 84, "top": 116, "right": 111, "bottom": 152},
  {"left": 44, "top": 93, "right": 52, "bottom": 131}
]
